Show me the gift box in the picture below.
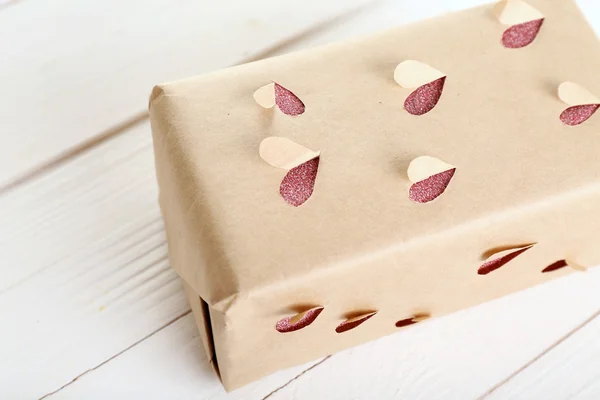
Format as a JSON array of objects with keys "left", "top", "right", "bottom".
[{"left": 149, "top": 0, "right": 600, "bottom": 391}]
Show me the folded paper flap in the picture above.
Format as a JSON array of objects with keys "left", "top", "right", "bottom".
[
  {"left": 148, "top": 85, "right": 165, "bottom": 109},
  {"left": 494, "top": 0, "right": 544, "bottom": 25},
  {"left": 558, "top": 81, "right": 600, "bottom": 106},
  {"left": 183, "top": 281, "right": 216, "bottom": 365},
  {"left": 150, "top": 0, "right": 600, "bottom": 304}
]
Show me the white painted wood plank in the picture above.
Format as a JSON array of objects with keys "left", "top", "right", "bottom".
[
  {"left": 0, "top": 123, "right": 190, "bottom": 399},
  {"left": 485, "top": 313, "right": 600, "bottom": 400},
  {"left": 47, "top": 313, "right": 323, "bottom": 400},
  {"left": 0, "top": 0, "right": 372, "bottom": 188},
  {"left": 0, "top": 123, "right": 157, "bottom": 294},
  {"left": 269, "top": 0, "right": 493, "bottom": 56}
]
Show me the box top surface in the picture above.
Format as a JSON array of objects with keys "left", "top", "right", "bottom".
[{"left": 151, "top": 0, "right": 600, "bottom": 304}]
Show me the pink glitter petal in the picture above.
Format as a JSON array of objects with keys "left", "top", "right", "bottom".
[
  {"left": 280, "top": 157, "right": 319, "bottom": 207},
  {"left": 502, "top": 19, "right": 543, "bottom": 49},
  {"left": 395, "top": 317, "right": 418, "bottom": 329},
  {"left": 560, "top": 104, "right": 599, "bottom": 126},
  {"left": 478, "top": 247, "right": 531, "bottom": 275},
  {"left": 542, "top": 259, "right": 568, "bottom": 273},
  {"left": 274, "top": 83, "right": 305, "bottom": 116},
  {"left": 404, "top": 77, "right": 445, "bottom": 116},
  {"left": 335, "top": 312, "right": 377, "bottom": 334},
  {"left": 409, "top": 168, "right": 455, "bottom": 203},
  {"left": 275, "top": 307, "right": 324, "bottom": 333}
]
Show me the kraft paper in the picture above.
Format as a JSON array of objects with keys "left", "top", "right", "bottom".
[{"left": 150, "top": 0, "right": 600, "bottom": 391}]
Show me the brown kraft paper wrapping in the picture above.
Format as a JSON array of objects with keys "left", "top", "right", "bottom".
[{"left": 149, "top": 0, "right": 600, "bottom": 391}]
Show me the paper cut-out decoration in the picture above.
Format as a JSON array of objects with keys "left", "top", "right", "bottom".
[
  {"left": 394, "top": 60, "right": 446, "bottom": 115},
  {"left": 275, "top": 306, "right": 324, "bottom": 333},
  {"left": 335, "top": 311, "right": 377, "bottom": 334},
  {"left": 253, "top": 82, "right": 276, "bottom": 108},
  {"left": 558, "top": 82, "right": 600, "bottom": 126},
  {"left": 478, "top": 244, "right": 534, "bottom": 275},
  {"left": 542, "top": 259, "right": 587, "bottom": 273},
  {"left": 395, "top": 313, "right": 430, "bottom": 328},
  {"left": 260, "top": 137, "right": 320, "bottom": 170},
  {"left": 542, "top": 259, "right": 567, "bottom": 273},
  {"left": 494, "top": 0, "right": 544, "bottom": 48},
  {"left": 253, "top": 82, "right": 305, "bottom": 116},
  {"left": 407, "top": 156, "right": 455, "bottom": 203},
  {"left": 259, "top": 137, "right": 320, "bottom": 207},
  {"left": 280, "top": 157, "right": 320, "bottom": 207}
]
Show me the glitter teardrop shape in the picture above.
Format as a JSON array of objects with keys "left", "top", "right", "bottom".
[
  {"left": 275, "top": 307, "right": 324, "bottom": 333},
  {"left": 274, "top": 83, "right": 305, "bottom": 116},
  {"left": 560, "top": 104, "right": 599, "bottom": 126},
  {"left": 335, "top": 312, "right": 377, "bottom": 334},
  {"left": 478, "top": 247, "right": 531, "bottom": 275},
  {"left": 395, "top": 313, "right": 430, "bottom": 328},
  {"left": 502, "top": 18, "right": 543, "bottom": 48},
  {"left": 542, "top": 260, "right": 568, "bottom": 273},
  {"left": 404, "top": 77, "right": 445, "bottom": 116},
  {"left": 280, "top": 157, "right": 319, "bottom": 207},
  {"left": 395, "top": 317, "right": 418, "bottom": 328},
  {"left": 409, "top": 168, "right": 455, "bottom": 203}
]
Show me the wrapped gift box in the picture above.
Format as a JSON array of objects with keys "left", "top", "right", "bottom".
[{"left": 149, "top": 0, "right": 600, "bottom": 391}]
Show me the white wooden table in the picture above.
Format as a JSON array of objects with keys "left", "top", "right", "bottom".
[{"left": 2, "top": 0, "right": 599, "bottom": 398}]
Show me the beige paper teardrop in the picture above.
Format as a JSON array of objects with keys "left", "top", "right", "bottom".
[
  {"left": 335, "top": 311, "right": 377, "bottom": 333},
  {"left": 253, "top": 82, "right": 276, "bottom": 108},
  {"left": 485, "top": 244, "right": 534, "bottom": 262},
  {"left": 566, "top": 259, "right": 587, "bottom": 272},
  {"left": 407, "top": 156, "right": 455, "bottom": 183},
  {"left": 558, "top": 82, "right": 600, "bottom": 107},
  {"left": 494, "top": 0, "right": 544, "bottom": 25},
  {"left": 411, "top": 313, "right": 431, "bottom": 323},
  {"left": 478, "top": 243, "right": 535, "bottom": 275},
  {"left": 394, "top": 60, "right": 445, "bottom": 88},
  {"left": 259, "top": 137, "right": 320, "bottom": 170},
  {"left": 341, "top": 311, "right": 377, "bottom": 325},
  {"left": 395, "top": 312, "right": 430, "bottom": 328}
]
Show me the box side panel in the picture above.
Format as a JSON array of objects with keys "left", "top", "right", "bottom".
[
  {"left": 216, "top": 183, "right": 600, "bottom": 389},
  {"left": 153, "top": 0, "right": 600, "bottom": 302}
]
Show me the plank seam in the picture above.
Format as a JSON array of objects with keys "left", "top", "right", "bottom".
[
  {"left": 0, "top": 112, "right": 148, "bottom": 196},
  {"left": 477, "top": 308, "right": 600, "bottom": 399},
  {"left": 0, "top": 0, "right": 378, "bottom": 197},
  {"left": 262, "top": 356, "right": 332, "bottom": 400},
  {"left": 37, "top": 309, "right": 192, "bottom": 399}
]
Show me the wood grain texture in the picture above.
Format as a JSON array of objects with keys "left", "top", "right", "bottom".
[
  {"left": 0, "top": 0, "right": 372, "bottom": 189},
  {"left": 2, "top": 0, "right": 600, "bottom": 398},
  {"left": 485, "top": 311, "right": 600, "bottom": 400},
  {"left": 46, "top": 313, "right": 324, "bottom": 400},
  {"left": 0, "top": 123, "right": 186, "bottom": 398},
  {"left": 267, "top": 0, "right": 494, "bottom": 56}
]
